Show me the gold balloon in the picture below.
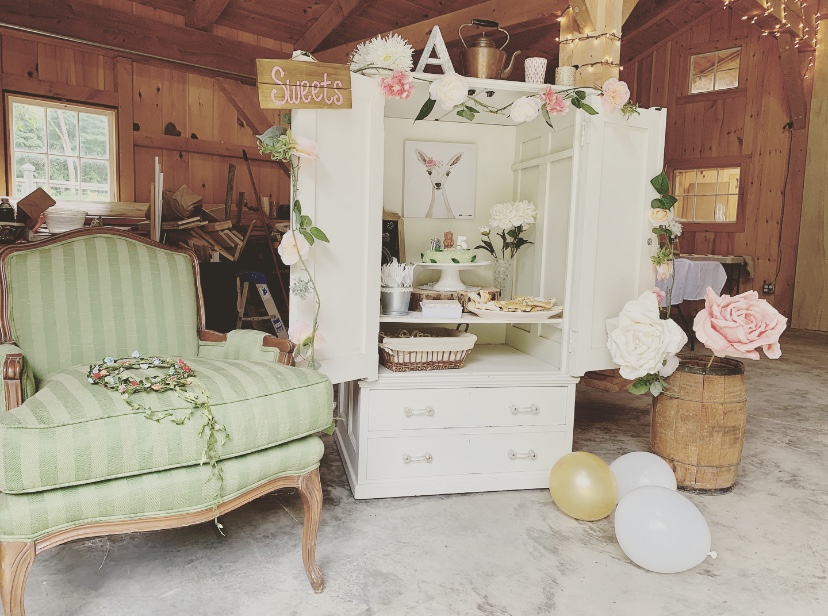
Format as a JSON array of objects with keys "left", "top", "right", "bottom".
[{"left": 548, "top": 452, "right": 618, "bottom": 521}]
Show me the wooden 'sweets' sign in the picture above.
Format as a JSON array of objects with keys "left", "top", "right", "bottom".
[{"left": 256, "top": 59, "right": 352, "bottom": 110}]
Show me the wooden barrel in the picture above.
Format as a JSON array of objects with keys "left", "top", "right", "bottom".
[{"left": 651, "top": 354, "right": 747, "bottom": 492}]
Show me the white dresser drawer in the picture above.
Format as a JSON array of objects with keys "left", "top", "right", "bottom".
[
  {"left": 367, "top": 386, "right": 568, "bottom": 432},
  {"left": 365, "top": 430, "right": 569, "bottom": 480}
]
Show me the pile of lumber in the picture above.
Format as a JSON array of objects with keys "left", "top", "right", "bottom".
[
  {"left": 137, "top": 218, "right": 255, "bottom": 261},
  {"left": 171, "top": 220, "right": 255, "bottom": 262}
]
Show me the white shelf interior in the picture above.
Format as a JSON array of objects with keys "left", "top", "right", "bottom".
[
  {"left": 380, "top": 312, "right": 563, "bottom": 325},
  {"left": 372, "top": 344, "right": 571, "bottom": 384}
]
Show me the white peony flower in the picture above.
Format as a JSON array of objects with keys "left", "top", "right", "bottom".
[
  {"left": 648, "top": 208, "right": 675, "bottom": 227},
  {"left": 429, "top": 73, "right": 469, "bottom": 110},
  {"left": 489, "top": 200, "right": 537, "bottom": 229},
  {"left": 350, "top": 33, "right": 414, "bottom": 72},
  {"left": 607, "top": 291, "right": 687, "bottom": 380},
  {"left": 509, "top": 96, "right": 543, "bottom": 123},
  {"left": 278, "top": 230, "right": 311, "bottom": 266}
]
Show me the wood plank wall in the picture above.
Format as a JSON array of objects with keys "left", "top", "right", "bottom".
[
  {"left": 624, "top": 7, "right": 813, "bottom": 320},
  {"left": 0, "top": 28, "right": 288, "bottom": 211}
]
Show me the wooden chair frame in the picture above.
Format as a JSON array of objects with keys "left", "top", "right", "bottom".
[{"left": 0, "top": 229, "right": 323, "bottom": 616}]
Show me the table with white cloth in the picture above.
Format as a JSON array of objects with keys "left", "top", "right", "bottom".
[
  {"left": 656, "top": 258, "right": 728, "bottom": 306},
  {"left": 656, "top": 258, "right": 728, "bottom": 349}
]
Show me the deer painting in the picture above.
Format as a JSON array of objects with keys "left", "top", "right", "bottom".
[{"left": 416, "top": 149, "right": 463, "bottom": 218}]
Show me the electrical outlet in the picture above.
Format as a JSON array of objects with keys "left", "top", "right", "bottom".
[{"left": 762, "top": 283, "right": 775, "bottom": 295}]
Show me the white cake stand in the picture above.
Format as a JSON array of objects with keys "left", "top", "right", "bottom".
[{"left": 417, "top": 261, "right": 491, "bottom": 292}]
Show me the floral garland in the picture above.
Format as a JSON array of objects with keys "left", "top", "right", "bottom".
[
  {"left": 87, "top": 352, "right": 228, "bottom": 529},
  {"left": 258, "top": 123, "right": 328, "bottom": 369},
  {"left": 348, "top": 33, "right": 639, "bottom": 126},
  {"left": 647, "top": 170, "right": 682, "bottom": 312},
  {"left": 604, "top": 172, "right": 687, "bottom": 397}
]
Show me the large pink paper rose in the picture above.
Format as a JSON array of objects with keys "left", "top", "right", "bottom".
[{"left": 693, "top": 287, "right": 787, "bottom": 360}]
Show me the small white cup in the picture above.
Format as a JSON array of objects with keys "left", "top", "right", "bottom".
[
  {"left": 555, "top": 66, "right": 576, "bottom": 87},
  {"left": 524, "top": 57, "right": 548, "bottom": 84}
]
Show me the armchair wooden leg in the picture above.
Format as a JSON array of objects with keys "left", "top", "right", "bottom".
[
  {"left": 1, "top": 541, "right": 35, "bottom": 616},
  {"left": 297, "top": 468, "right": 324, "bottom": 593}
]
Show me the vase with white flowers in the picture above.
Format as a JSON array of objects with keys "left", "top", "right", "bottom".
[
  {"left": 258, "top": 124, "right": 328, "bottom": 369},
  {"left": 475, "top": 200, "right": 537, "bottom": 299}
]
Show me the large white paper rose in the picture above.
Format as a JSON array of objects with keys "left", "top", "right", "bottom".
[
  {"left": 429, "top": 74, "right": 469, "bottom": 110},
  {"left": 277, "top": 230, "right": 311, "bottom": 266},
  {"left": 607, "top": 291, "right": 687, "bottom": 380},
  {"left": 509, "top": 96, "right": 543, "bottom": 123}
]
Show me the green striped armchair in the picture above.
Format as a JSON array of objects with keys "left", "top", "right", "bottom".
[{"left": 0, "top": 229, "right": 333, "bottom": 614}]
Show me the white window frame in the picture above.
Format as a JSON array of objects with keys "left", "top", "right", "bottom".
[{"left": 6, "top": 95, "right": 118, "bottom": 201}]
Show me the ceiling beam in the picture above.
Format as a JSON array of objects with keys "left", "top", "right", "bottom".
[
  {"left": 622, "top": 0, "right": 694, "bottom": 45},
  {"left": 185, "top": 0, "right": 232, "bottom": 32},
  {"left": 316, "top": 0, "right": 569, "bottom": 63},
  {"left": 622, "top": 0, "right": 640, "bottom": 24},
  {"left": 295, "top": 0, "right": 364, "bottom": 53},
  {"left": 777, "top": 33, "right": 808, "bottom": 129},
  {"left": 0, "top": 0, "right": 290, "bottom": 80}
]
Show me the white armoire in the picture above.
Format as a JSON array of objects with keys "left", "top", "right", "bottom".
[{"left": 290, "top": 73, "right": 666, "bottom": 499}]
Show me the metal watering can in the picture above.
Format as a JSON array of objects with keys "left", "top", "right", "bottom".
[{"left": 459, "top": 19, "right": 521, "bottom": 80}]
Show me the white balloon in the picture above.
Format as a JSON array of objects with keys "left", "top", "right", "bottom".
[
  {"left": 610, "top": 452, "right": 677, "bottom": 500},
  {"left": 614, "top": 486, "right": 714, "bottom": 573}
]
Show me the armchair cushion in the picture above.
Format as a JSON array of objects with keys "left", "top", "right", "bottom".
[
  {"left": 0, "top": 435, "right": 323, "bottom": 542},
  {"left": 0, "top": 358, "right": 332, "bottom": 494}
]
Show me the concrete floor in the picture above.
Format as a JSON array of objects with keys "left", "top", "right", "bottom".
[{"left": 13, "top": 329, "right": 828, "bottom": 616}]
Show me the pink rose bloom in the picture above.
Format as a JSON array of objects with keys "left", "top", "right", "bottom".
[
  {"left": 601, "top": 78, "right": 630, "bottom": 112},
  {"left": 379, "top": 70, "right": 413, "bottom": 100},
  {"left": 652, "top": 288, "right": 665, "bottom": 304},
  {"left": 424, "top": 158, "right": 442, "bottom": 170},
  {"left": 693, "top": 287, "right": 787, "bottom": 360},
  {"left": 541, "top": 86, "right": 568, "bottom": 115},
  {"left": 655, "top": 262, "right": 672, "bottom": 281}
]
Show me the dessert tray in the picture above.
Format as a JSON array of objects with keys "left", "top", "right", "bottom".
[{"left": 467, "top": 295, "right": 564, "bottom": 321}]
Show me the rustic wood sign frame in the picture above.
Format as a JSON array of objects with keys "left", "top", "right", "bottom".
[{"left": 257, "top": 59, "right": 352, "bottom": 110}]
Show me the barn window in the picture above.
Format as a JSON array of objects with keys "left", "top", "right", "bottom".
[
  {"left": 7, "top": 95, "right": 117, "bottom": 200},
  {"left": 689, "top": 47, "right": 741, "bottom": 94},
  {"left": 673, "top": 166, "right": 741, "bottom": 223}
]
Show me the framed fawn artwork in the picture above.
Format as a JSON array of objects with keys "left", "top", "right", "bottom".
[{"left": 403, "top": 140, "right": 477, "bottom": 219}]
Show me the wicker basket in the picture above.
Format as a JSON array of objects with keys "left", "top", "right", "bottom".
[{"left": 379, "top": 327, "right": 477, "bottom": 371}]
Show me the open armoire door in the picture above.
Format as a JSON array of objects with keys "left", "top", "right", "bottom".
[
  {"left": 566, "top": 106, "right": 667, "bottom": 376},
  {"left": 290, "top": 73, "right": 385, "bottom": 384}
]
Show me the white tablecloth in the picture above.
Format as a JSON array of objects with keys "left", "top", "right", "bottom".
[{"left": 656, "top": 258, "right": 727, "bottom": 306}]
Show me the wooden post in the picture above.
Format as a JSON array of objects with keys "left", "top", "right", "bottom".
[
  {"left": 792, "top": 5, "right": 828, "bottom": 330},
  {"left": 224, "top": 164, "right": 236, "bottom": 220},
  {"left": 559, "top": 0, "right": 623, "bottom": 87},
  {"left": 0, "top": 33, "right": 7, "bottom": 196}
]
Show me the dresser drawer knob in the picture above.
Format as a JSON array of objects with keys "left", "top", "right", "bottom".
[
  {"left": 508, "top": 449, "right": 537, "bottom": 460},
  {"left": 402, "top": 453, "right": 433, "bottom": 464},
  {"left": 509, "top": 404, "right": 539, "bottom": 415},
  {"left": 404, "top": 406, "right": 435, "bottom": 417}
]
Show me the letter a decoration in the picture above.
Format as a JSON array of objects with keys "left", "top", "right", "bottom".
[
  {"left": 256, "top": 59, "right": 352, "bottom": 109},
  {"left": 414, "top": 26, "right": 455, "bottom": 75}
]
